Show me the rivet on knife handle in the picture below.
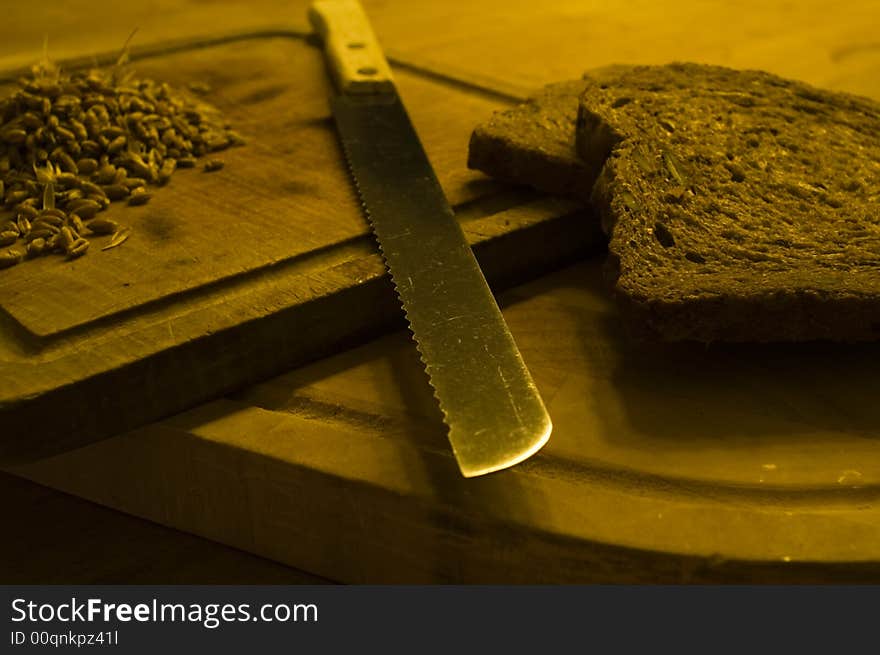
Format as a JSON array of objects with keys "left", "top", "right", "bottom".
[
  {"left": 308, "top": 0, "right": 395, "bottom": 95},
  {"left": 309, "top": 0, "right": 552, "bottom": 477}
]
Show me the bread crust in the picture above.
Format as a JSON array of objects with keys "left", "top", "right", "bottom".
[{"left": 467, "top": 80, "right": 597, "bottom": 199}]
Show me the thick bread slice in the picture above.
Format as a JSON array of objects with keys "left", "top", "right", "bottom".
[{"left": 578, "top": 63, "right": 880, "bottom": 342}]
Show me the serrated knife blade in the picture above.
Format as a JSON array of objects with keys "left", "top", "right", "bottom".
[{"left": 309, "top": 0, "right": 551, "bottom": 477}]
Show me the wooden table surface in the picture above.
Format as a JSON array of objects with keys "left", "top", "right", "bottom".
[
  {"left": 3, "top": 0, "right": 880, "bottom": 583},
  {"left": 2, "top": 0, "right": 879, "bottom": 100}
]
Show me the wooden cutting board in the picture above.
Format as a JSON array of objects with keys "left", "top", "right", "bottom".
[
  {"left": 11, "top": 259, "right": 880, "bottom": 582},
  {"left": 0, "top": 33, "right": 596, "bottom": 463}
]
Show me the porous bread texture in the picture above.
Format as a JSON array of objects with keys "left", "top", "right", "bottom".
[{"left": 579, "top": 63, "right": 880, "bottom": 341}]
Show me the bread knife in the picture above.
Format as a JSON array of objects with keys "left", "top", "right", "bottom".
[{"left": 308, "top": 0, "right": 551, "bottom": 477}]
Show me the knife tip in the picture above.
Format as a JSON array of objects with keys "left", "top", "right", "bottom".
[{"left": 458, "top": 416, "right": 552, "bottom": 479}]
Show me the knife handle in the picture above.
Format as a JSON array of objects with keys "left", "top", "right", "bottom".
[{"left": 308, "top": 0, "right": 395, "bottom": 95}]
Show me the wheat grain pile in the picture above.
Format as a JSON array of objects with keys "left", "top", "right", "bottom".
[{"left": 0, "top": 50, "right": 243, "bottom": 268}]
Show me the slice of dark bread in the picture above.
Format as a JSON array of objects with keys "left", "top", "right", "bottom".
[
  {"left": 467, "top": 79, "right": 587, "bottom": 197},
  {"left": 578, "top": 63, "right": 880, "bottom": 342},
  {"left": 467, "top": 71, "right": 624, "bottom": 200}
]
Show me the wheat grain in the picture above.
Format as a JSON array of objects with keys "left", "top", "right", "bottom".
[{"left": 0, "top": 43, "right": 243, "bottom": 265}]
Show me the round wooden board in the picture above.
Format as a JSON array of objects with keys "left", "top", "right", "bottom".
[{"left": 15, "top": 260, "right": 880, "bottom": 582}]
